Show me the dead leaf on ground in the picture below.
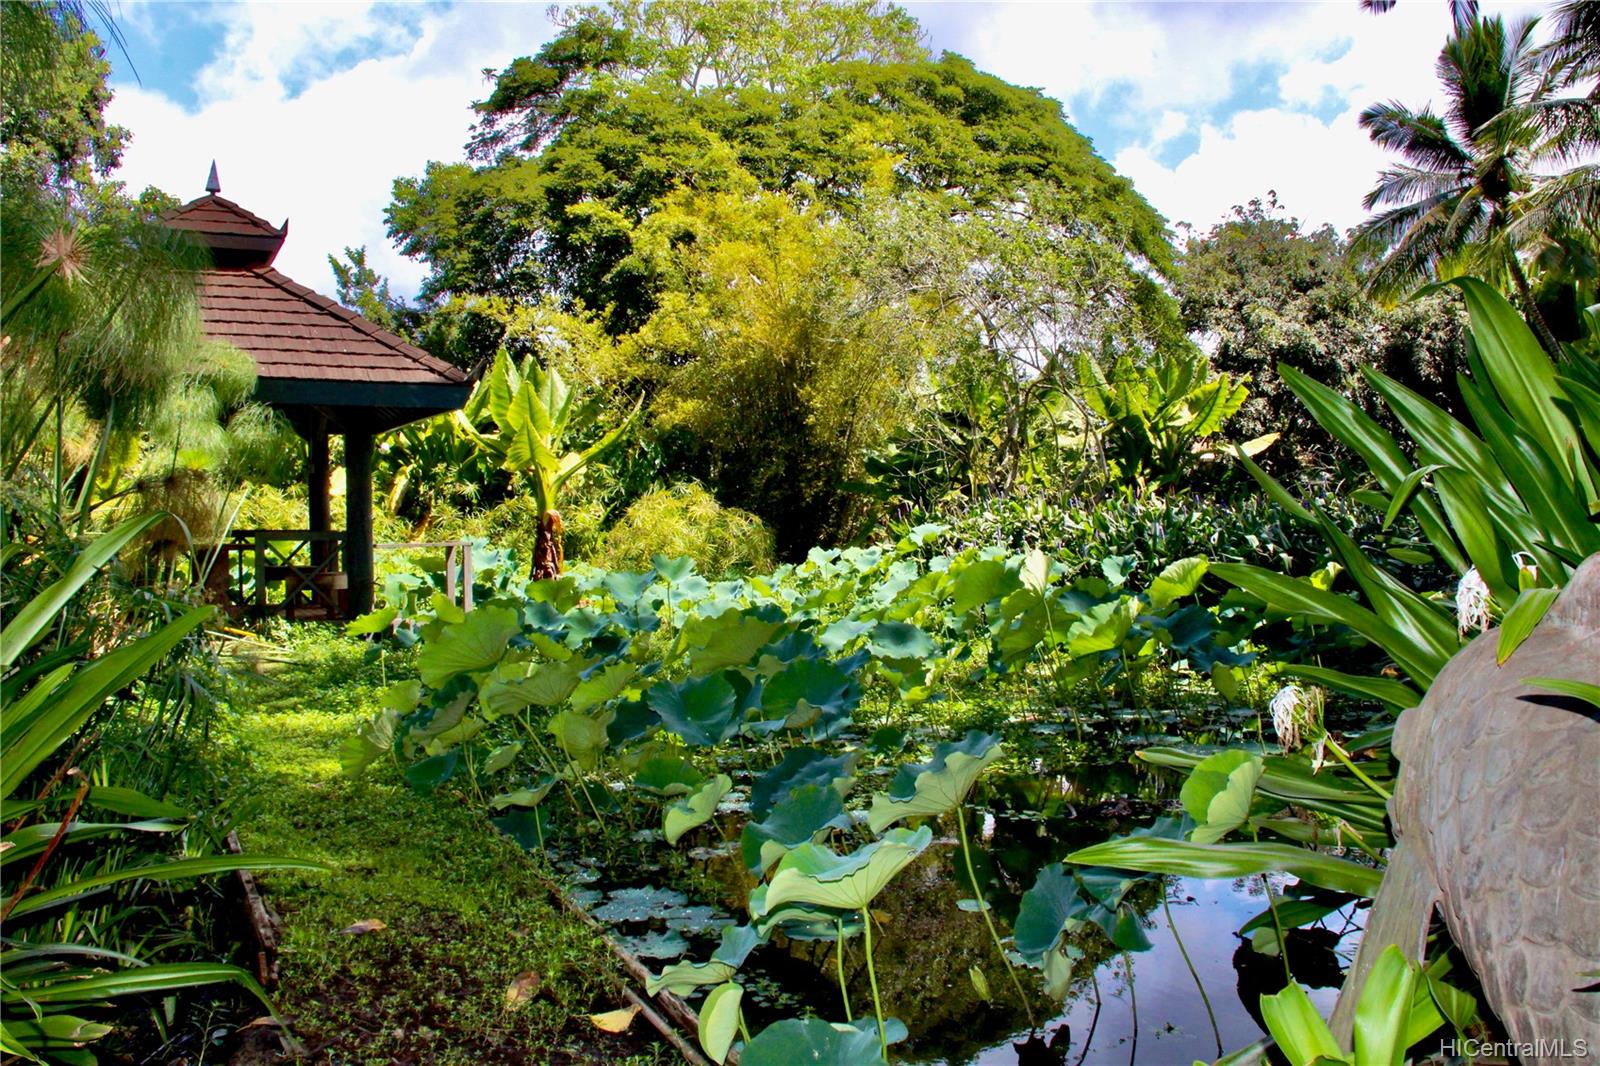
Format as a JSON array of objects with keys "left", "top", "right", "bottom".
[
  {"left": 241, "top": 1016, "right": 283, "bottom": 1029},
  {"left": 340, "top": 918, "right": 387, "bottom": 935},
  {"left": 589, "top": 1005, "right": 641, "bottom": 1033},
  {"left": 504, "top": 971, "right": 542, "bottom": 1010}
]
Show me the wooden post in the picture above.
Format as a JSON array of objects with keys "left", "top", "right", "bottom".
[
  {"left": 461, "top": 542, "right": 474, "bottom": 612},
  {"left": 345, "top": 429, "right": 375, "bottom": 618},
  {"left": 307, "top": 414, "right": 331, "bottom": 567},
  {"left": 445, "top": 543, "right": 458, "bottom": 606}
]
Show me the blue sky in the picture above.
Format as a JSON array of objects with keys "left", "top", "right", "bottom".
[{"left": 103, "top": 1, "right": 1543, "bottom": 297}]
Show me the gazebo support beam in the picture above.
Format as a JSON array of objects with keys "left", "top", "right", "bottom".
[
  {"left": 345, "top": 429, "right": 375, "bottom": 617},
  {"left": 307, "top": 413, "right": 331, "bottom": 565}
]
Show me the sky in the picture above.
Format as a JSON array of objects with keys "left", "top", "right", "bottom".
[{"left": 102, "top": 0, "right": 1549, "bottom": 298}]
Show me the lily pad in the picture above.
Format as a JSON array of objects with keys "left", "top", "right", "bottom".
[
  {"left": 622, "top": 930, "right": 691, "bottom": 960},
  {"left": 1180, "top": 749, "right": 1263, "bottom": 844},
  {"left": 592, "top": 885, "right": 690, "bottom": 925},
  {"left": 634, "top": 756, "right": 705, "bottom": 798}
]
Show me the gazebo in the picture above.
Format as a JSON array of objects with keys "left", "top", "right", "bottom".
[{"left": 167, "top": 164, "right": 471, "bottom": 618}]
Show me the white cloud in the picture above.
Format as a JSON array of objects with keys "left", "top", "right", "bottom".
[
  {"left": 1113, "top": 105, "right": 1387, "bottom": 235},
  {"left": 107, "top": 2, "right": 558, "bottom": 298}
]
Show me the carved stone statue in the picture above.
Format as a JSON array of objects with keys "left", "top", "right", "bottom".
[{"left": 1332, "top": 553, "right": 1600, "bottom": 1058}]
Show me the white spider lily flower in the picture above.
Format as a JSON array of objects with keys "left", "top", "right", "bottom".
[
  {"left": 1269, "top": 684, "right": 1323, "bottom": 753},
  {"left": 1512, "top": 551, "right": 1539, "bottom": 585},
  {"left": 1455, "top": 567, "right": 1492, "bottom": 636}
]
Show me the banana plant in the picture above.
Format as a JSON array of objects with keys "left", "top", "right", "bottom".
[
  {"left": 455, "top": 350, "right": 640, "bottom": 578},
  {"left": 1076, "top": 349, "right": 1253, "bottom": 494},
  {"left": 1, "top": 515, "right": 323, "bottom": 1062}
]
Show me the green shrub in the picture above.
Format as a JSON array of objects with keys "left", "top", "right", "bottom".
[{"left": 596, "top": 483, "right": 775, "bottom": 576}]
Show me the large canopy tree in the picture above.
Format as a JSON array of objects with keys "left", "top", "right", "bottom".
[{"left": 385, "top": 1, "right": 1186, "bottom": 553}]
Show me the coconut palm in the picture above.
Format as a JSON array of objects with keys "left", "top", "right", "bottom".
[{"left": 1352, "top": 11, "right": 1584, "bottom": 355}]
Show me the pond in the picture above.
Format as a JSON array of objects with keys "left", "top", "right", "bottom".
[{"left": 547, "top": 706, "right": 1366, "bottom": 1064}]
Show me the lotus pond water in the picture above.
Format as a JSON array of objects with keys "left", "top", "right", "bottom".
[{"left": 541, "top": 706, "right": 1366, "bottom": 1065}]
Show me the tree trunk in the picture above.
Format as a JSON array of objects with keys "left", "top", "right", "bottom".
[
  {"left": 1507, "top": 254, "right": 1564, "bottom": 359},
  {"left": 531, "top": 509, "right": 564, "bottom": 581}
]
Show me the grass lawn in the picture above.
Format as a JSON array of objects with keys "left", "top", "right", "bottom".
[{"left": 221, "top": 626, "right": 671, "bottom": 1065}]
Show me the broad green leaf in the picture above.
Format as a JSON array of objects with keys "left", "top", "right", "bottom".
[
  {"left": 570, "top": 660, "right": 639, "bottom": 712},
  {"left": 680, "top": 609, "right": 784, "bottom": 676},
  {"left": 479, "top": 658, "right": 585, "bottom": 717},
  {"left": 1354, "top": 945, "right": 1421, "bottom": 1066},
  {"left": 664, "top": 774, "right": 732, "bottom": 845},
  {"left": 1278, "top": 664, "right": 1420, "bottom": 711},
  {"left": 1064, "top": 837, "right": 1382, "bottom": 897},
  {"left": 867, "top": 731, "right": 1002, "bottom": 832},
  {"left": 417, "top": 606, "right": 519, "bottom": 687},
  {"left": 340, "top": 708, "right": 399, "bottom": 776},
  {"left": 949, "top": 558, "right": 1018, "bottom": 616},
  {"left": 1012, "top": 863, "right": 1083, "bottom": 962},
  {"left": 483, "top": 741, "right": 523, "bottom": 774},
  {"left": 13, "top": 961, "right": 273, "bottom": 1010},
  {"left": 866, "top": 621, "right": 935, "bottom": 660},
  {"left": 345, "top": 605, "right": 398, "bottom": 636},
  {"left": 741, "top": 782, "right": 852, "bottom": 873},
  {"left": 634, "top": 756, "right": 705, "bottom": 798},
  {"left": 404, "top": 751, "right": 458, "bottom": 794},
  {"left": 648, "top": 674, "right": 741, "bottom": 747},
  {"left": 751, "top": 826, "right": 933, "bottom": 916},
  {"left": 547, "top": 707, "right": 615, "bottom": 770},
  {"left": 739, "top": 1018, "right": 884, "bottom": 1066},
  {"left": 698, "top": 982, "right": 743, "bottom": 1064},
  {"left": 1148, "top": 557, "right": 1208, "bottom": 609},
  {"left": 760, "top": 657, "right": 858, "bottom": 736},
  {"left": 85, "top": 787, "right": 189, "bottom": 820},
  {"left": 749, "top": 747, "right": 857, "bottom": 819},
  {"left": 1495, "top": 587, "right": 1559, "bottom": 665},
  {"left": 490, "top": 778, "right": 555, "bottom": 810},
  {"left": 1179, "top": 750, "right": 1263, "bottom": 844},
  {"left": 1260, "top": 980, "right": 1347, "bottom": 1066}
]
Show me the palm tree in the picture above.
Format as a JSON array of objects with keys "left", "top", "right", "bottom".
[{"left": 1352, "top": 12, "right": 1580, "bottom": 355}]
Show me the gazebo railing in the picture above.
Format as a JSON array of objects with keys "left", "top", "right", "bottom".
[{"left": 204, "top": 530, "right": 474, "bottom": 621}]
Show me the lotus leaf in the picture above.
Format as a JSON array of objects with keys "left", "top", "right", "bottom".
[
  {"left": 339, "top": 708, "right": 399, "bottom": 776},
  {"left": 867, "top": 730, "right": 1002, "bottom": 833},
  {"left": 664, "top": 774, "right": 732, "bottom": 845},
  {"left": 751, "top": 825, "right": 933, "bottom": 917},
  {"left": 491, "top": 806, "right": 549, "bottom": 851},
  {"left": 866, "top": 621, "right": 935, "bottom": 660},
  {"left": 482, "top": 741, "right": 523, "bottom": 774},
  {"left": 634, "top": 756, "right": 705, "bottom": 798},
  {"left": 753, "top": 902, "right": 864, "bottom": 941},
  {"left": 950, "top": 558, "right": 1019, "bottom": 616},
  {"left": 648, "top": 674, "right": 740, "bottom": 747},
  {"left": 760, "top": 657, "right": 858, "bottom": 731},
  {"left": 652, "top": 555, "right": 696, "bottom": 583},
  {"left": 403, "top": 751, "right": 458, "bottom": 794},
  {"left": 479, "top": 658, "right": 585, "bottom": 717},
  {"left": 1147, "top": 556, "right": 1208, "bottom": 609},
  {"left": 570, "top": 660, "right": 640, "bottom": 712},
  {"left": 739, "top": 1018, "right": 884, "bottom": 1066},
  {"left": 664, "top": 906, "right": 735, "bottom": 935},
  {"left": 698, "top": 982, "right": 743, "bottom": 1063},
  {"left": 489, "top": 777, "right": 556, "bottom": 810},
  {"left": 592, "top": 886, "right": 689, "bottom": 925},
  {"left": 607, "top": 699, "right": 661, "bottom": 746},
  {"left": 1179, "top": 749, "right": 1263, "bottom": 844},
  {"left": 547, "top": 707, "right": 616, "bottom": 770},
  {"left": 681, "top": 608, "right": 785, "bottom": 676},
  {"left": 740, "top": 783, "right": 852, "bottom": 873},
  {"left": 749, "top": 748, "right": 857, "bottom": 819},
  {"left": 417, "top": 606, "right": 519, "bottom": 687}
]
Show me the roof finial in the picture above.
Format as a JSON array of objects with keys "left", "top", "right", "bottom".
[{"left": 205, "top": 160, "right": 221, "bottom": 195}]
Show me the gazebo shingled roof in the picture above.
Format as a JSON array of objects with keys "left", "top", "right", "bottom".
[{"left": 165, "top": 163, "right": 472, "bottom": 616}]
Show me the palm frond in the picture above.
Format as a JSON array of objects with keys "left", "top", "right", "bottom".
[{"left": 1359, "top": 102, "right": 1471, "bottom": 172}]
